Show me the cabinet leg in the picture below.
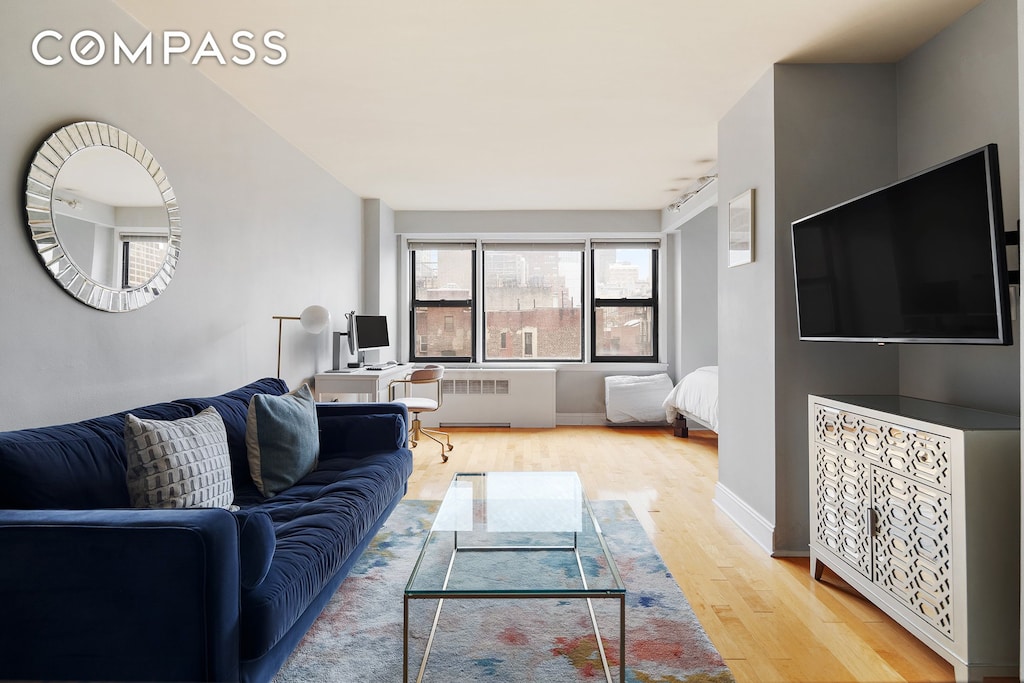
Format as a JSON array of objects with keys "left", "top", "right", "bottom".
[{"left": 811, "top": 556, "right": 825, "bottom": 581}]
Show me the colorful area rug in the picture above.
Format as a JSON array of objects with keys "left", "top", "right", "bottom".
[{"left": 274, "top": 499, "right": 733, "bottom": 682}]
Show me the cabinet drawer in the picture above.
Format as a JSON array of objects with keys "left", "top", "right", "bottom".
[
  {"left": 813, "top": 404, "right": 861, "bottom": 452},
  {"left": 813, "top": 404, "right": 951, "bottom": 492}
]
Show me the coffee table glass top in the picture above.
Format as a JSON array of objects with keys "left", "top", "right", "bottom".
[{"left": 405, "top": 471, "right": 624, "bottom": 596}]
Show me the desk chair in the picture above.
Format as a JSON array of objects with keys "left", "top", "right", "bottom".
[{"left": 388, "top": 364, "right": 453, "bottom": 463}]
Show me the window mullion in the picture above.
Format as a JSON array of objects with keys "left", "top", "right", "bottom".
[
  {"left": 594, "top": 298, "right": 656, "bottom": 307},
  {"left": 411, "top": 299, "right": 473, "bottom": 307}
]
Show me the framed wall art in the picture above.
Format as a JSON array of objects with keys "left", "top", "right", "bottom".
[{"left": 728, "top": 188, "right": 754, "bottom": 267}]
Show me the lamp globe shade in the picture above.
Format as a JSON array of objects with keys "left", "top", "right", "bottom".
[{"left": 299, "top": 305, "right": 331, "bottom": 334}]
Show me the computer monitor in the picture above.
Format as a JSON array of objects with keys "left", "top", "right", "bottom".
[
  {"left": 353, "top": 315, "right": 390, "bottom": 351},
  {"left": 339, "top": 313, "right": 390, "bottom": 368}
]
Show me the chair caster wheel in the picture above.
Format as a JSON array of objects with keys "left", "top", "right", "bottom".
[
  {"left": 410, "top": 440, "right": 418, "bottom": 447},
  {"left": 447, "top": 444, "right": 454, "bottom": 452},
  {"left": 441, "top": 453, "right": 449, "bottom": 463}
]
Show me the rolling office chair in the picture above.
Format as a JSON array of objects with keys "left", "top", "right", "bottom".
[{"left": 388, "top": 364, "right": 453, "bottom": 463}]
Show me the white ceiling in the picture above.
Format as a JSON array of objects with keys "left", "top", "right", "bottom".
[
  {"left": 57, "top": 146, "right": 164, "bottom": 207},
  {"left": 114, "top": 0, "right": 984, "bottom": 211}
]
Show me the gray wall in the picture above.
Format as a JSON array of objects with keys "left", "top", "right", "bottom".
[
  {"left": 716, "top": 66, "right": 899, "bottom": 549},
  {"left": 362, "top": 198, "right": 400, "bottom": 364},
  {"left": 1, "top": 0, "right": 363, "bottom": 429},
  {"left": 717, "top": 69, "right": 779, "bottom": 527},
  {"left": 1018, "top": 0, "right": 1023, "bottom": 667},
  {"left": 676, "top": 207, "right": 718, "bottom": 374},
  {"left": 396, "top": 210, "right": 660, "bottom": 235},
  {"left": 772, "top": 64, "right": 902, "bottom": 551},
  {"left": 896, "top": 0, "right": 1021, "bottom": 415}
]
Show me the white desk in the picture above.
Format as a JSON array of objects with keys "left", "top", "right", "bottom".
[{"left": 314, "top": 364, "right": 413, "bottom": 402}]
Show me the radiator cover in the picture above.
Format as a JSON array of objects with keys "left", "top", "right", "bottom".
[{"left": 415, "top": 368, "right": 556, "bottom": 428}]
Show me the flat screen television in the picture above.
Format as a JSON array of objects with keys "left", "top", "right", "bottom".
[{"left": 791, "top": 144, "right": 1012, "bottom": 345}]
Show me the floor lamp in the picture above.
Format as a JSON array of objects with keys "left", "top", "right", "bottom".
[{"left": 273, "top": 305, "right": 331, "bottom": 378}]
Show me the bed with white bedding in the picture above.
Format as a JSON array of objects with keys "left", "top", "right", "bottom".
[{"left": 662, "top": 365, "right": 719, "bottom": 436}]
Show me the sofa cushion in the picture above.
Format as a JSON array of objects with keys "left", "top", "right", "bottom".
[
  {"left": 318, "top": 413, "right": 406, "bottom": 456},
  {"left": 237, "top": 448, "right": 413, "bottom": 660},
  {"left": 245, "top": 384, "right": 319, "bottom": 497},
  {"left": 0, "top": 402, "right": 193, "bottom": 509},
  {"left": 124, "top": 407, "right": 235, "bottom": 509},
  {"left": 174, "top": 378, "right": 289, "bottom": 498}
]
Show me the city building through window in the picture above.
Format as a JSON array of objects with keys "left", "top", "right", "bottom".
[{"left": 482, "top": 245, "right": 583, "bottom": 361}]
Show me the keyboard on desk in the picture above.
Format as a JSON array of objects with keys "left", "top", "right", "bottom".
[{"left": 364, "top": 362, "right": 399, "bottom": 371}]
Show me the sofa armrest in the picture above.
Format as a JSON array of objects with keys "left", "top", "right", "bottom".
[
  {"left": 0, "top": 508, "right": 240, "bottom": 683},
  {"left": 316, "top": 403, "right": 409, "bottom": 458}
]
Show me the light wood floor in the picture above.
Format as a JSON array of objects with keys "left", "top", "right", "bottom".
[{"left": 403, "top": 425, "right": 957, "bottom": 683}]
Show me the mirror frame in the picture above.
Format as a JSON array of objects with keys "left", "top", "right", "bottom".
[{"left": 25, "top": 121, "right": 181, "bottom": 312}]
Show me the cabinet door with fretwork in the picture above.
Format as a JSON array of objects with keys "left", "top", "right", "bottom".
[
  {"left": 813, "top": 444, "right": 871, "bottom": 578},
  {"left": 871, "top": 467, "right": 953, "bottom": 640}
]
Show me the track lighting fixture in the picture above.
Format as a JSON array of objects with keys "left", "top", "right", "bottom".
[{"left": 667, "top": 173, "right": 718, "bottom": 212}]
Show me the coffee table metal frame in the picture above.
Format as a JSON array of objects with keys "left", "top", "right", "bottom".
[{"left": 403, "top": 472, "right": 626, "bottom": 682}]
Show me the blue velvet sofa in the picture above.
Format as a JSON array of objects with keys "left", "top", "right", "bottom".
[{"left": 0, "top": 377, "right": 414, "bottom": 683}]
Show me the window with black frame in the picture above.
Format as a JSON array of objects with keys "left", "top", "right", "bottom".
[
  {"left": 120, "top": 235, "right": 168, "bottom": 288},
  {"left": 409, "top": 243, "right": 476, "bottom": 362},
  {"left": 591, "top": 241, "right": 658, "bottom": 362},
  {"left": 482, "top": 243, "right": 584, "bottom": 361}
]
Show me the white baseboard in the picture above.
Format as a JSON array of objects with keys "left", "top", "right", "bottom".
[
  {"left": 713, "top": 482, "right": 775, "bottom": 555},
  {"left": 556, "top": 412, "right": 607, "bottom": 426}
]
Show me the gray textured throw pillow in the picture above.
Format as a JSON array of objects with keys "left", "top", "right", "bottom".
[{"left": 124, "top": 406, "right": 234, "bottom": 509}]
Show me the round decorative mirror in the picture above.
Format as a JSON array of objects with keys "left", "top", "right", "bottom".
[{"left": 25, "top": 121, "right": 181, "bottom": 312}]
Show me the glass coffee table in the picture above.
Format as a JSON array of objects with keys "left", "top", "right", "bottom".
[{"left": 403, "top": 471, "right": 625, "bottom": 682}]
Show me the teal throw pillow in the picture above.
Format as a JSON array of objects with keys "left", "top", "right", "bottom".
[{"left": 245, "top": 383, "right": 319, "bottom": 497}]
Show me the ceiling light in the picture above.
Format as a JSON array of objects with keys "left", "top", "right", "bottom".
[
  {"left": 666, "top": 173, "right": 717, "bottom": 212},
  {"left": 54, "top": 196, "right": 81, "bottom": 210}
]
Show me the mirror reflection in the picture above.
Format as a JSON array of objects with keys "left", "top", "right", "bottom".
[
  {"left": 25, "top": 121, "right": 181, "bottom": 313},
  {"left": 52, "top": 146, "right": 170, "bottom": 290}
]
